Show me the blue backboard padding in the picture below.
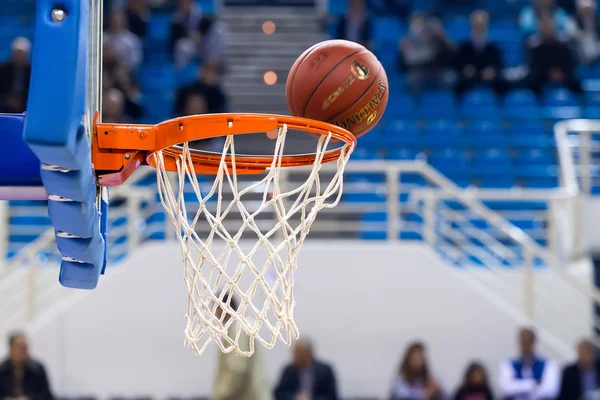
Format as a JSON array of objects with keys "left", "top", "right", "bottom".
[
  {"left": 59, "top": 260, "right": 103, "bottom": 290},
  {"left": 40, "top": 166, "right": 96, "bottom": 203},
  {"left": 56, "top": 234, "right": 104, "bottom": 265},
  {"left": 0, "top": 113, "right": 41, "bottom": 185},
  {"left": 48, "top": 200, "right": 100, "bottom": 238},
  {"left": 23, "top": 0, "right": 107, "bottom": 290},
  {"left": 24, "top": 0, "right": 87, "bottom": 168}
]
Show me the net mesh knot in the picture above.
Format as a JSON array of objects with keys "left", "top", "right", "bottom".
[{"left": 154, "top": 125, "right": 352, "bottom": 356}]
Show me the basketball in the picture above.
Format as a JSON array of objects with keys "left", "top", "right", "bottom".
[{"left": 286, "top": 40, "right": 389, "bottom": 138}]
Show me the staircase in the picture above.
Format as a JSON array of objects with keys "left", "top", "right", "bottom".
[{"left": 221, "top": 7, "right": 326, "bottom": 115}]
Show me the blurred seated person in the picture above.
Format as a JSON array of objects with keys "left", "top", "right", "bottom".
[
  {"left": 211, "top": 291, "right": 272, "bottom": 400},
  {"left": 0, "top": 332, "right": 53, "bottom": 400},
  {"left": 399, "top": 12, "right": 455, "bottom": 95},
  {"left": 103, "top": 42, "right": 144, "bottom": 120},
  {"left": 519, "top": 0, "right": 573, "bottom": 38},
  {"left": 499, "top": 327, "right": 560, "bottom": 400},
  {"left": 390, "top": 342, "right": 444, "bottom": 400},
  {"left": 104, "top": 8, "right": 143, "bottom": 69},
  {"left": 336, "top": 0, "right": 372, "bottom": 49},
  {"left": 0, "top": 37, "right": 31, "bottom": 113},
  {"left": 454, "top": 362, "right": 494, "bottom": 400},
  {"left": 175, "top": 61, "right": 228, "bottom": 115},
  {"left": 527, "top": 13, "right": 582, "bottom": 95},
  {"left": 568, "top": 0, "right": 600, "bottom": 65},
  {"left": 126, "top": 0, "right": 149, "bottom": 38},
  {"left": 170, "top": 0, "right": 229, "bottom": 68},
  {"left": 102, "top": 88, "right": 133, "bottom": 123},
  {"left": 274, "top": 339, "right": 338, "bottom": 400},
  {"left": 558, "top": 338, "right": 600, "bottom": 400},
  {"left": 455, "top": 9, "right": 507, "bottom": 97}
]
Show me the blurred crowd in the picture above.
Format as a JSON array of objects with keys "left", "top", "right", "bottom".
[
  {"left": 1, "top": 327, "right": 600, "bottom": 400},
  {"left": 336, "top": 0, "right": 599, "bottom": 98},
  {"left": 0, "top": 0, "right": 230, "bottom": 131}
]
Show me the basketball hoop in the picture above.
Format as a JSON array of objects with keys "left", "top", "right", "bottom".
[{"left": 92, "top": 113, "right": 356, "bottom": 356}]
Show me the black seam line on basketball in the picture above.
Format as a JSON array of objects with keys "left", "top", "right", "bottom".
[
  {"left": 289, "top": 42, "right": 327, "bottom": 115},
  {"left": 301, "top": 49, "right": 369, "bottom": 118},
  {"left": 325, "top": 64, "right": 382, "bottom": 123}
]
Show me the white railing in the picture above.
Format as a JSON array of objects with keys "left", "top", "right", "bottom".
[
  {"left": 0, "top": 184, "right": 157, "bottom": 342},
  {"left": 1, "top": 151, "right": 599, "bottom": 349}
]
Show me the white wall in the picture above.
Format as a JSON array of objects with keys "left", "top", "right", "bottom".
[{"left": 24, "top": 242, "right": 585, "bottom": 398}]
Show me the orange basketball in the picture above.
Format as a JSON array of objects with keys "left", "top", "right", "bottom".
[{"left": 286, "top": 40, "right": 388, "bottom": 138}]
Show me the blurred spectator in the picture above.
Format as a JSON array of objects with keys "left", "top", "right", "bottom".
[
  {"left": 175, "top": 61, "right": 228, "bottom": 115},
  {"left": 390, "top": 342, "right": 444, "bottom": 400},
  {"left": 0, "top": 332, "right": 53, "bottom": 400},
  {"left": 336, "top": 0, "right": 372, "bottom": 49},
  {"left": 126, "top": 0, "right": 150, "bottom": 38},
  {"left": 519, "top": 0, "right": 573, "bottom": 38},
  {"left": 399, "top": 12, "right": 455, "bottom": 95},
  {"left": 558, "top": 338, "right": 600, "bottom": 400},
  {"left": 103, "top": 42, "right": 144, "bottom": 121},
  {"left": 527, "top": 13, "right": 582, "bottom": 95},
  {"left": 455, "top": 10, "right": 507, "bottom": 96},
  {"left": 0, "top": 37, "right": 31, "bottom": 113},
  {"left": 170, "top": 0, "right": 229, "bottom": 68},
  {"left": 104, "top": 8, "right": 143, "bottom": 69},
  {"left": 211, "top": 292, "right": 272, "bottom": 400},
  {"left": 499, "top": 327, "right": 560, "bottom": 400},
  {"left": 274, "top": 339, "right": 338, "bottom": 400},
  {"left": 568, "top": 0, "right": 600, "bottom": 64},
  {"left": 453, "top": 362, "right": 494, "bottom": 400},
  {"left": 103, "top": 88, "right": 132, "bottom": 123},
  {"left": 185, "top": 92, "right": 225, "bottom": 152}
]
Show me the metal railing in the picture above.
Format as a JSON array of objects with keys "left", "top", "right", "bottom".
[{"left": 1, "top": 151, "right": 599, "bottom": 350}]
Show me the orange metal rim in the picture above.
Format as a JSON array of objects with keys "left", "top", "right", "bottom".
[{"left": 93, "top": 113, "right": 357, "bottom": 184}]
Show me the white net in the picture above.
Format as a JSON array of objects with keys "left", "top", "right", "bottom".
[{"left": 153, "top": 125, "right": 353, "bottom": 356}]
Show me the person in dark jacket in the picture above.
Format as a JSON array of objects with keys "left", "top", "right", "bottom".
[
  {"left": 0, "top": 332, "right": 53, "bottom": 400},
  {"left": 175, "top": 61, "right": 228, "bottom": 115},
  {"left": 0, "top": 37, "right": 31, "bottom": 114},
  {"left": 336, "top": 0, "right": 372, "bottom": 49},
  {"left": 274, "top": 339, "right": 338, "bottom": 400},
  {"left": 527, "top": 12, "right": 583, "bottom": 95},
  {"left": 558, "top": 339, "right": 600, "bottom": 400},
  {"left": 454, "top": 362, "right": 494, "bottom": 400},
  {"left": 455, "top": 10, "right": 507, "bottom": 96}
]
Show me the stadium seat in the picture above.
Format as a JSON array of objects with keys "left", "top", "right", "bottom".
[
  {"left": 462, "top": 89, "right": 497, "bottom": 107},
  {"left": 502, "top": 105, "right": 542, "bottom": 121},
  {"left": 423, "top": 120, "right": 464, "bottom": 147},
  {"left": 387, "top": 148, "right": 423, "bottom": 161},
  {"left": 472, "top": 149, "right": 512, "bottom": 175},
  {"left": 504, "top": 90, "right": 537, "bottom": 107},
  {"left": 383, "top": 120, "right": 421, "bottom": 147},
  {"left": 466, "top": 122, "right": 507, "bottom": 148},
  {"left": 515, "top": 149, "right": 556, "bottom": 166},
  {"left": 386, "top": 93, "right": 417, "bottom": 120},
  {"left": 419, "top": 91, "right": 456, "bottom": 119},
  {"left": 428, "top": 149, "right": 470, "bottom": 175},
  {"left": 148, "top": 13, "right": 172, "bottom": 42},
  {"left": 543, "top": 88, "right": 580, "bottom": 107},
  {"left": 373, "top": 17, "right": 406, "bottom": 41},
  {"left": 460, "top": 104, "right": 500, "bottom": 120}
]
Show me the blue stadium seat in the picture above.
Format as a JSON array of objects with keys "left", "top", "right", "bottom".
[
  {"left": 423, "top": 120, "right": 464, "bottom": 147},
  {"left": 472, "top": 149, "right": 512, "bottom": 175},
  {"left": 466, "top": 122, "right": 507, "bottom": 148},
  {"left": 351, "top": 147, "right": 380, "bottom": 160},
  {"left": 383, "top": 121, "right": 421, "bottom": 146},
  {"left": 139, "top": 64, "right": 176, "bottom": 91},
  {"left": 543, "top": 88, "right": 580, "bottom": 107},
  {"left": 419, "top": 91, "right": 456, "bottom": 119},
  {"left": 463, "top": 89, "right": 497, "bottom": 107},
  {"left": 147, "top": 13, "right": 172, "bottom": 43},
  {"left": 502, "top": 105, "right": 542, "bottom": 121},
  {"left": 387, "top": 148, "right": 422, "bottom": 160},
  {"left": 460, "top": 104, "right": 500, "bottom": 120},
  {"left": 515, "top": 149, "right": 556, "bottom": 166},
  {"left": 428, "top": 149, "right": 470, "bottom": 175},
  {"left": 373, "top": 17, "right": 406, "bottom": 41},
  {"left": 386, "top": 93, "right": 417, "bottom": 120},
  {"left": 176, "top": 62, "right": 201, "bottom": 86},
  {"left": 504, "top": 90, "right": 537, "bottom": 107}
]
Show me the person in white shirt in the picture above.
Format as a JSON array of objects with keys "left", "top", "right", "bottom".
[{"left": 499, "top": 327, "right": 560, "bottom": 400}]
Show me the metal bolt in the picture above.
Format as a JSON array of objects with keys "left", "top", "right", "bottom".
[
  {"left": 125, "top": 153, "right": 130, "bottom": 159},
  {"left": 51, "top": 9, "right": 66, "bottom": 22}
]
